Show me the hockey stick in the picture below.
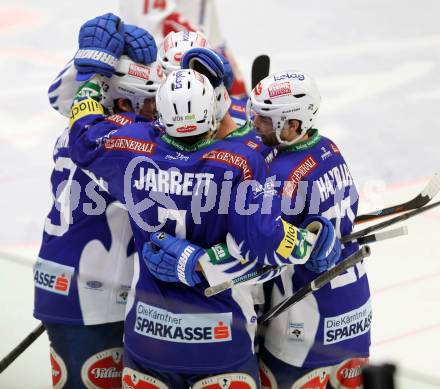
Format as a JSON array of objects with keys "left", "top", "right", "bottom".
[
  {"left": 204, "top": 226, "right": 406, "bottom": 297},
  {"left": 342, "top": 199, "right": 440, "bottom": 243},
  {"left": 258, "top": 246, "right": 371, "bottom": 323},
  {"left": 0, "top": 323, "right": 45, "bottom": 374},
  {"left": 251, "top": 55, "right": 270, "bottom": 89},
  {"left": 355, "top": 171, "right": 440, "bottom": 224}
]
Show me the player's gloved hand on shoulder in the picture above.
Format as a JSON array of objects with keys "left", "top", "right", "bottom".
[
  {"left": 181, "top": 47, "right": 234, "bottom": 90},
  {"left": 142, "top": 232, "right": 204, "bottom": 286},
  {"left": 301, "top": 216, "right": 341, "bottom": 273},
  {"left": 124, "top": 24, "right": 157, "bottom": 65},
  {"left": 74, "top": 13, "right": 125, "bottom": 81}
]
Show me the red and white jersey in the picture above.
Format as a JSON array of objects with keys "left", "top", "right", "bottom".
[{"left": 119, "top": 0, "right": 225, "bottom": 47}]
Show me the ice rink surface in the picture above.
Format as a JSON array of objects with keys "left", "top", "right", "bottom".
[{"left": 0, "top": 1, "right": 439, "bottom": 388}]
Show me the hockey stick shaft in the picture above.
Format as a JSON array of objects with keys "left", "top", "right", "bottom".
[
  {"left": 343, "top": 199, "right": 440, "bottom": 243},
  {"left": 204, "top": 227, "right": 405, "bottom": 297},
  {"left": 259, "top": 246, "right": 371, "bottom": 323},
  {"left": 355, "top": 171, "right": 440, "bottom": 223},
  {"left": 0, "top": 323, "right": 45, "bottom": 374}
]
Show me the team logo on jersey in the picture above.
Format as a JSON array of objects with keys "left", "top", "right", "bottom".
[
  {"left": 33, "top": 258, "right": 74, "bottom": 296},
  {"left": 128, "top": 63, "right": 151, "bottom": 80},
  {"left": 268, "top": 81, "right": 292, "bottom": 99},
  {"left": 282, "top": 155, "right": 318, "bottom": 198},
  {"left": 324, "top": 299, "right": 372, "bottom": 345},
  {"left": 287, "top": 322, "right": 305, "bottom": 342},
  {"left": 116, "top": 285, "right": 130, "bottom": 305},
  {"left": 201, "top": 149, "right": 253, "bottom": 180},
  {"left": 135, "top": 302, "right": 232, "bottom": 343},
  {"left": 330, "top": 358, "right": 368, "bottom": 389},
  {"left": 192, "top": 372, "right": 257, "bottom": 389},
  {"left": 103, "top": 137, "right": 156, "bottom": 155},
  {"left": 50, "top": 347, "right": 67, "bottom": 389},
  {"left": 122, "top": 367, "right": 168, "bottom": 389},
  {"left": 81, "top": 347, "right": 123, "bottom": 389}
]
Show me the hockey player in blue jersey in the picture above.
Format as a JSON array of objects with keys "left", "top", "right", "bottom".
[
  {"left": 35, "top": 14, "right": 163, "bottom": 389},
  {"left": 248, "top": 71, "right": 370, "bottom": 389},
  {"left": 67, "top": 57, "right": 340, "bottom": 386},
  {"left": 143, "top": 70, "right": 371, "bottom": 388}
]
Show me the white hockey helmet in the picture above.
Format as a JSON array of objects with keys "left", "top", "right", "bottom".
[
  {"left": 157, "top": 30, "right": 208, "bottom": 75},
  {"left": 248, "top": 70, "right": 321, "bottom": 145},
  {"left": 101, "top": 55, "right": 165, "bottom": 114},
  {"left": 156, "top": 69, "right": 216, "bottom": 137}
]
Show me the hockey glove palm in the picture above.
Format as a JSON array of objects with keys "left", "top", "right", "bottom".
[
  {"left": 181, "top": 47, "right": 233, "bottom": 90},
  {"left": 142, "top": 232, "right": 203, "bottom": 286},
  {"left": 301, "top": 216, "right": 341, "bottom": 273},
  {"left": 124, "top": 24, "right": 157, "bottom": 65},
  {"left": 74, "top": 13, "right": 124, "bottom": 80}
]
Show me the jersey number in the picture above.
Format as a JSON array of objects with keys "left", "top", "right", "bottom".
[{"left": 143, "top": 0, "right": 167, "bottom": 13}]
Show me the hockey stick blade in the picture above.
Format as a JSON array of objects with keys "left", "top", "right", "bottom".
[
  {"left": 343, "top": 199, "right": 440, "bottom": 243},
  {"left": 251, "top": 55, "right": 270, "bottom": 89},
  {"left": 259, "top": 246, "right": 371, "bottom": 324},
  {"left": 0, "top": 323, "right": 45, "bottom": 373},
  {"left": 204, "top": 226, "right": 406, "bottom": 297},
  {"left": 204, "top": 264, "right": 279, "bottom": 297},
  {"left": 355, "top": 171, "right": 440, "bottom": 223}
]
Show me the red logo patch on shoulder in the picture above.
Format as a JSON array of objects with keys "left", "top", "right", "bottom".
[
  {"left": 230, "top": 103, "right": 246, "bottom": 113},
  {"left": 50, "top": 347, "right": 67, "bottom": 389},
  {"left": 330, "top": 142, "right": 340, "bottom": 154},
  {"left": 106, "top": 114, "right": 134, "bottom": 127},
  {"left": 104, "top": 137, "right": 156, "bottom": 155},
  {"left": 282, "top": 155, "right": 318, "bottom": 198},
  {"left": 245, "top": 140, "right": 260, "bottom": 150},
  {"left": 202, "top": 149, "right": 253, "bottom": 180},
  {"left": 81, "top": 347, "right": 123, "bottom": 389}
]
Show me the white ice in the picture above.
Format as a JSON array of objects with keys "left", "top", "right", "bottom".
[{"left": 0, "top": 1, "right": 439, "bottom": 388}]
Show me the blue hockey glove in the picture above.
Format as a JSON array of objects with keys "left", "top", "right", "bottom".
[
  {"left": 74, "top": 13, "right": 125, "bottom": 81},
  {"left": 142, "top": 232, "right": 204, "bottom": 286},
  {"left": 181, "top": 47, "right": 234, "bottom": 90},
  {"left": 124, "top": 24, "right": 157, "bottom": 65},
  {"left": 301, "top": 216, "right": 341, "bottom": 273}
]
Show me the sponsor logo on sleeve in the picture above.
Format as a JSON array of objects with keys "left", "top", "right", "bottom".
[
  {"left": 202, "top": 149, "right": 253, "bottom": 180},
  {"left": 324, "top": 299, "right": 372, "bottom": 345},
  {"left": 291, "top": 367, "right": 330, "bottom": 389},
  {"left": 33, "top": 258, "right": 74, "bottom": 296},
  {"left": 276, "top": 219, "right": 298, "bottom": 259},
  {"left": 106, "top": 114, "right": 134, "bottom": 127},
  {"left": 69, "top": 98, "right": 104, "bottom": 128},
  {"left": 81, "top": 348, "right": 123, "bottom": 389},
  {"left": 103, "top": 137, "right": 156, "bottom": 155},
  {"left": 134, "top": 302, "right": 232, "bottom": 344},
  {"left": 282, "top": 155, "right": 317, "bottom": 198},
  {"left": 245, "top": 140, "right": 260, "bottom": 150}
]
